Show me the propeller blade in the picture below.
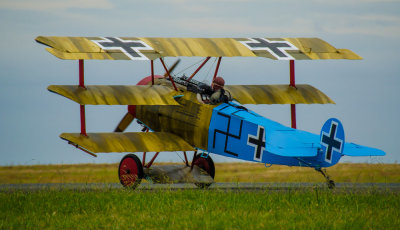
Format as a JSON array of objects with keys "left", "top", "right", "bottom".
[
  {"left": 163, "top": 59, "right": 181, "bottom": 77},
  {"left": 114, "top": 112, "right": 135, "bottom": 132}
]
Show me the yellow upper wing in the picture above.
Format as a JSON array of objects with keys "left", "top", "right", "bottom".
[{"left": 36, "top": 36, "right": 362, "bottom": 61}]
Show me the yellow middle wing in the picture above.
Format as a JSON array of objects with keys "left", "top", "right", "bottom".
[
  {"left": 48, "top": 85, "right": 179, "bottom": 105},
  {"left": 224, "top": 84, "right": 335, "bottom": 104}
]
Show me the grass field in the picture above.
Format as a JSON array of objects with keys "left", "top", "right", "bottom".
[
  {"left": 1, "top": 163, "right": 399, "bottom": 229},
  {"left": 0, "top": 162, "right": 399, "bottom": 184},
  {"left": 1, "top": 189, "right": 399, "bottom": 229}
]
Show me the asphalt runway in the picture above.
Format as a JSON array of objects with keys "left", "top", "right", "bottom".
[{"left": 1, "top": 182, "right": 399, "bottom": 193}]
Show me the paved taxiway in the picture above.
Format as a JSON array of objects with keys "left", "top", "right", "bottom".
[{"left": 1, "top": 183, "right": 399, "bottom": 193}]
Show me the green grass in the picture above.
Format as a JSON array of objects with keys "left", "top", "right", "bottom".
[
  {"left": 1, "top": 163, "right": 399, "bottom": 184},
  {"left": 0, "top": 189, "right": 399, "bottom": 229}
]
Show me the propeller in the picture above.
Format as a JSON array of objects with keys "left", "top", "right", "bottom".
[
  {"left": 163, "top": 59, "right": 181, "bottom": 78},
  {"left": 114, "top": 112, "right": 135, "bottom": 132},
  {"left": 114, "top": 58, "right": 181, "bottom": 132}
]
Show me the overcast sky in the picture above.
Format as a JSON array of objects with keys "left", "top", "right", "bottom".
[{"left": 0, "top": 0, "right": 399, "bottom": 166}]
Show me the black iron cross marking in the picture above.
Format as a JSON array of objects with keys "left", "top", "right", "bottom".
[
  {"left": 240, "top": 38, "right": 298, "bottom": 60},
  {"left": 321, "top": 122, "right": 343, "bottom": 162},
  {"left": 91, "top": 37, "right": 153, "bottom": 60},
  {"left": 247, "top": 125, "right": 266, "bottom": 161}
]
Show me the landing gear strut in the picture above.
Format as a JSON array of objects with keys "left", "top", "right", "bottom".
[{"left": 316, "top": 168, "right": 335, "bottom": 189}]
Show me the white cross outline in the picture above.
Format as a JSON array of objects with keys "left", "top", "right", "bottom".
[
  {"left": 247, "top": 125, "right": 266, "bottom": 162},
  {"left": 240, "top": 38, "right": 298, "bottom": 60},
  {"left": 320, "top": 120, "right": 343, "bottom": 164},
  {"left": 91, "top": 37, "right": 153, "bottom": 60}
]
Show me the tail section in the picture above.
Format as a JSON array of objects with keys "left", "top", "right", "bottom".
[
  {"left": 318, "top": 118, "right": 385, "bottom": 164},
  {"left": 319, "top": 118, "right": 345, "bottom": 165}
]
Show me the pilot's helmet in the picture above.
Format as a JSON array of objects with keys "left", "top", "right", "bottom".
[{"left": 212, "top": 76, "right": 225, "bottom": 90}]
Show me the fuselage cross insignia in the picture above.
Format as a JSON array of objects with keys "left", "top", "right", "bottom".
[
  {"left": 91, "top": 37, "right": 153, "bottom": 60},
  {"left": 321, "top": 121, "right": 343, "bottom": 163},
  {"left": 240, "top": 38, "right": 298, "bottom": 60},
  {"left": 247, "top": 125, "right": 266, "bottom": 161}
]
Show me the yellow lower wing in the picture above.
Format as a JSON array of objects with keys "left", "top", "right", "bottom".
[
  {"left": 224, "top": 84, "right": 335, "bottom": 104},
  {"left": 60, "top": 132, "right": 195, "bottom": 153}
]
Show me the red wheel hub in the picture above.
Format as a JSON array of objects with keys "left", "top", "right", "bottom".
[
  {"left": 193, "top": 157, "right": 211, "bottom": 174},
  {"left": 119, "top": 157, "right": 139, "bottom": 186}
]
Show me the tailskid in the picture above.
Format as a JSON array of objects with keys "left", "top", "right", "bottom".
[{"left": 315, "top": 168, "right": 335, "bottom": 189}]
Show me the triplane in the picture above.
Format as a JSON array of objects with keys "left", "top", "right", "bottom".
[{"left": 36, "top": 36, "right": 385, "bottom": 189}]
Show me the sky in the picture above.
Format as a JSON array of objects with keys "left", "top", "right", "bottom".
[{"left": 0, "top": 0, "right": 399, "bottom": 166}]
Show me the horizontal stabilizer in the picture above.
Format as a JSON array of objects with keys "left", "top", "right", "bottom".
[
  {"left": 343, "top": 143, "right": 386, "bottom": 156},
  {"left": 225, "top": 84, "right": 334, "bottom": 104},
  {"left": 36, "top": 36, "right": 362, "bottom": 60},
  {"left": 48, "top": 85, "right": 179, "bottom": 105},
  {"left": 60, "top": 132, "right": 195, "bottom": 153}
]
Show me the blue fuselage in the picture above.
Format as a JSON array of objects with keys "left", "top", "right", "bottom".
[{"left": 207, "top": 103, "right": 339, "bottom": 168}]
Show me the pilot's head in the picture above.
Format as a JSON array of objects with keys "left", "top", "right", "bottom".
[{"left": 212, "top": 76, "right": 225, "bottom": 90}]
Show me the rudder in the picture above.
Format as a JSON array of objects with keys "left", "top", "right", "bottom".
[{"left": 319, "top": 118, "right": 345, "bottom": 166}]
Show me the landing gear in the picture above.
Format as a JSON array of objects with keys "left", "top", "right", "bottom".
[
  {"left": 118, "top": 154, "right": 144, "bottom": 189},
  {"left": 118, "top": 152, "right": 215, "bottom": 189},
  {"left": 316, "top": 168, "right": 335, "bottom": 189},
  {"left": 192, "top": 153, "right": 215, "bottom": 188}
]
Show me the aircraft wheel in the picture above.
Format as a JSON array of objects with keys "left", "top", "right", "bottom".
[
  {"left": 327, "top": 180, "right": 335, "bottom": 189},
  {"left": 192, "top": 153, "right": 215, "bottom": 189},
  {"left": 118, "top": 154, "right": 144, "bottom": 189}
]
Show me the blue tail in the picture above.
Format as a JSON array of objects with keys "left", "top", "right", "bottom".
[{"left": 318, "top": 118, "right": 345, "bottom": 166}]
